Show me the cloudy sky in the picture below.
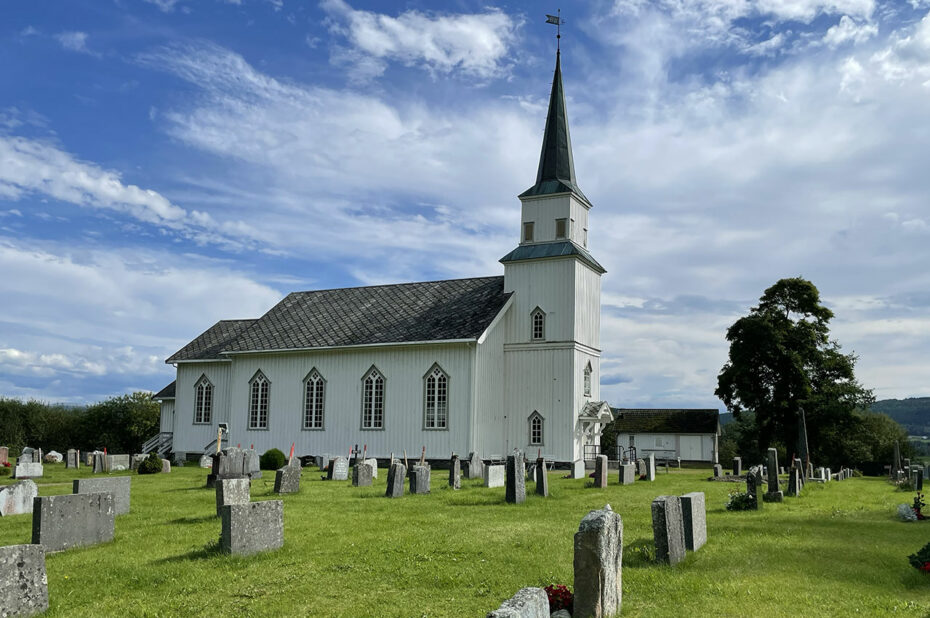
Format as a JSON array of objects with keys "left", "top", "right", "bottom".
[{"left": 2, "top": 0, "right": 929, "bottom": 408}]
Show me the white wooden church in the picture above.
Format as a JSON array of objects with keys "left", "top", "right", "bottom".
[{"left": 153, "top": 50, "right": 614, "bottom": 464}]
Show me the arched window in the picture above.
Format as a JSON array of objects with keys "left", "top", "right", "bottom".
[
  {"left": 528, "top": 411, "right": 544, "bottom": 446},
  {"left": 361, "top": 366, "right": 385, "bottom": 429},
  {"left": 248, "top": 371, "right": 270, "bottom": 429},
  {"left": 584, "top": 362, "right": 593, "bottom": 397},
  {"left": 303, "top": 369, "right": 325, "bottom": 430},
  {"left": 424, "top": 364, "right": 449, "bottom": 430},
  {"left": 531, "top": 307, "right": 546, "bottom": 341},
  {"left": 194, "top": 375, "right": 213, "bottom": 424}
]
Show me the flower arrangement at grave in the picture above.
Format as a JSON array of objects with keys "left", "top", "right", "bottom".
[
  {"left": 897, "top": 504, "right": 918, "bottom": 522},
  {"left": 725, "top": 490, "right": 756, "bottom": 511},
  {"left": 544, "top": 584, "right": 573, "bottom": 613},
  {"left": 908, "top": 542, "right": 930, "bottom": 573}
]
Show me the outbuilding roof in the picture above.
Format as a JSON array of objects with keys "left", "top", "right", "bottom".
[
  {"left": 609, "top": 408, "right": 720, "bottom": 434},
  {"left": 153, "top": 380, "right": 176, "bottom": 399}
]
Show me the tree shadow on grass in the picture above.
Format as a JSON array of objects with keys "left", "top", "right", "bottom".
[
  {"left": 153, "top": 540, "right": 223, "bottom": 564},
  {"left": 166, "top": 485, "right": 210, "bottom": 493},
  {"left": 622, "top": 537, "right": 657, "bottom": 568},
  {"left": 167, "top": 515, "right": 215, "bottom": 525}
]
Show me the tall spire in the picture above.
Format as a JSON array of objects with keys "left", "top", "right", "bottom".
[{"left": 519, "top": 50, "right": 588, "bottom": 203}]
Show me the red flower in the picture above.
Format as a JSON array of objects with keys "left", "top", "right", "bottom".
[{"left": 920, "top": 562, "right": 930, "bottom": 572}]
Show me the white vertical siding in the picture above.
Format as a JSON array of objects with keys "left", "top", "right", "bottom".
[
  {"left": 173, "top": 362, "right": 232, "bottom": 454},
  {"left": 615, "top": 432, "right": 717, "bottom": 462},
  {"left": 503, "top": 259, "right": 576, "bottom": 344},
  {"left": 158, "top": 400, "right": 175, "bottom": 433},
  {"left": 474, "top": 308, "right": 508, "bottom": 458},
  {"left": 573, "top": 261, "right": 601, "bottom": 349},
  {"left": 518, "top": 194, "right": 590, "bottom": 247}
]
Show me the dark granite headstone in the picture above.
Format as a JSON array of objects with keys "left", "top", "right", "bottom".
[
  {"left": 535, "top": 457, "right": 549, "bottom": 497},
  {"left": 732, "top": 456, "right": 742, "bottom": 476},
  {"left": 66, "top": 449, "right": 80, "bottom": 469},
  {"left": 594, "top": 454, "right": 608, "bottom": 489},
  {"left": 449, "top": 455, "right": 461, "bottom": 490},
  {"left": 220, "top": 500, "right": 284, "bottom": 555},
  {"left": 763, "top": 448, "right": 783, "bottom": 502},
  {"left": 712, "top": 463, "right": 722, "bottom": 477},
  {"left": 0, "top": 544, "right": 48, "bottom": 616},
  {"left": 680, "top": 492, "right": 706, "bottom": 551},
  {"left": 385, "top": 462, "right": 406, "bottom": 498},
  {"left": 505, "top": 452, "right": 526, "bottom": 504},
  {"left": 652, "top": 495, "right": 686, "bottom": 565},
  {"left": 73, "top": 476, "right": 131, "bottom": 515},
  {"left": 352, "top": 462, "right": 373, "bottom": 487},
  {"left": 32, "top": 493, "right": 115, "bottom": 552}
]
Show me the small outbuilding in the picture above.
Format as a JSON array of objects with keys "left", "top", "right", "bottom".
[{"left": 607, "top": 408, "right": 720, "bottom": 463}]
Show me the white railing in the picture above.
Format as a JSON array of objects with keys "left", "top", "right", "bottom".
[{"left": 141, "top": 432, "right": 173, "bottom": 457}]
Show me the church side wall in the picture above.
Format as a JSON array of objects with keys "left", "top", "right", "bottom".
[
  {"left": 573, "top": 261, "right": 601, "bottom": 348},
  {"left": 474, "top": 307, "right": 508, "bottom": 458},
  {"left": 158, "top": 400, "right": 175, "bottom": 433},
  {"left": 503, "top": 259, "right": 576, "bottom": 343},
  {"left": 172, "top": 361, "right": 232, "bottom": 455}
]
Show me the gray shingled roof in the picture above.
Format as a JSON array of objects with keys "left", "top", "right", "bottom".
[
  {"left": 609, "top": 408, "right": 720, "bottom": 434},
  {"left": 499, "top": 240, "right": 606, "bottom": 274},
  {"left": 166, "top": 319, "right": 257, "bottom": 362},
  {"left": 153, "top": 380, "right": 176, "bottom": 399}
]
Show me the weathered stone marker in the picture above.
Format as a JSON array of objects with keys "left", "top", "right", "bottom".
[
  {"left": 13, "top": 462, "right": 43, "bottom": 479},
  {"left": 573, "top": 504, "right": 623, "bottom": 618},
  {"left": 486, "top": 587, "right": 549, "bottom": 618},
  {"left": 505, "top": 452, "right": 526, "bottom": 504},
  {"left": 352, "top": 462, "right": 373, "bottom": 487},
  {"left": 535, "top": 457, "right": 549, "bottom": 497},
  {"left": 107, "top": 454, "right": 130, "bottom": 470},
  {"left": 645, "top": 453, "right": 656, "bottom": 481},
  {"left": 220, "top": 500, "right": 284, "bottom": 556},
  {"left": 635, "top": 458, "right": 646, "bottom": 478},
  {"left": 763, "top": 448, "right": 783, "bottom": 502},
  {"left": 19, "top": 447, "right": 35, "bottom": 464},
  {"left": 274, "top": 464, "right": 301, "bottom": 494},
  {"left": 0, "top": 480, "right": 38, "bottom": 516},
  {"left": 619, "top": 463, "right": 636, "bottom": 485},
  {"left": 746, "top": 465, "right": 763, "bottom": 509},
  {"left": 363, "top": 458, "right": 378, "bottom": 479},
  {"left": 0, "top": 445, "right": 8, "bottom": 466},
  {"left": 328, "top": 456, "right": 350, "bottom": 481},
  {"left": 449, "top": 454, "right": 461, "bottom": 490},
  {"left": 713, "top": 463, "right": 723, "bottom": 477},
  {"left": 652, "top": 495, "right": 686, "bottom": 565},
  {"left": 484, "top": 464, "right": 505, "bottom": 488},
  {"left": 73, "top": 476, "right": 132, "bottom": 515},
  {"left": 732, "top": 456, "right": 742, "bottom": 476},
  {"left": 571, "top": 459, "right": 586, "bottom": 479},
  {"left": 66, "top": 448, "right": 80, "bottom": 469},
  {"left": 786, "top": 467, "right": 801, "bottom": 497},
  {"left": 92, "top": 452, "right": 106, "bottom": 474},
  {"left": 385, "top": 461, "right": 406, "bottom": 498},
  {"left": 161, "top": 459, "right": 171, "bottom": 473},
  {"left": 917, "top": 468, "right": 924, "bottom": 492},
  {"left": 594, "top": 454, "right": 608, "bottom": 488},
  {"left": 216, "top": 478, "right": 250, "bottom": 517},
  {"left": 32, "top": 493, "right": 115, "bottom": 552},
  {"left": 0, "top": 544, "right": 48, "bottom": 616},
  {"left": 467, "top": 452, "right": 484, "bottom": 480},
  {"left": 410, "top": 465, "right": 431, "bottom": 494},
  {"left": 680, "top": 492, "right": 707, "bottom": 551}
]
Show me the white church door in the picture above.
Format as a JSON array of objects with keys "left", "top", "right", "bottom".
[{"left": 680, "top": 435, "right": 702, "bottom": 461}]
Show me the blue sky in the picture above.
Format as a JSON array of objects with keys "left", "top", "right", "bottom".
[{"left": 2, "top": 0, "right": 930, "bottom": 408}]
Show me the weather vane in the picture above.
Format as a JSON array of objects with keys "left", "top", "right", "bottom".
[{"left": 546, "top": 10, "right": 564, "bottom": 51}]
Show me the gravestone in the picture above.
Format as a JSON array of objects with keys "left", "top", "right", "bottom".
[
  {"left": 449, "top": 455, "right": 461, "bottom": 490},
  {"left": 645, "top": 454, "right": 656, "bottom": 481},
  {"left": 680, "top": 492, "right": 707, "bottom": 552},
  {"left": 732, "top": 456, "right": 742, "bottom": 476},
  {"left": 92, "top": 452, "right": 106, "bottom": 474},
  {"left": 37, "top": 448, "right": 43, "bottom": 463},
  {"left": 216, "top": 478, "right": 250, "bottom": 517},
  {"left": 274, "top": 464, "right": 301, "bottom": 494},
  {"left": 815, "top": 466, "right": 825, "bottom": 481},
  {"left": 467, "top": 452, "right": 484, "bottom": 480},
  {"left": 573, "top": 504, "right": 623, "bottom": 618},
  {"left": 352, "top": 462, "right": 373, "bottom": 487},
  {"left": 328, "top": 456, "right": 350, "bottom": 481},
  {"left": 713, "top": 463, "right": 722, "bottom": 478},
  {"left": 917, "top": 468, "right": 924, "bottom": 492},
  {"left": 485, "top": 464, "right": 505, "bottom": 488},
  {"left": 410, "top": 465, "right": 431, "bottom": 494},
  {"left": 65, "top": 449, "right": 80, "bottom": 469},
  {"left": 0, "top": 480, "right": 38, "bottom": 516},
  {"left": 13, "top": 462, "right": 43, "bottom": 479},
  {"left": 315, "top": 455, "right": 330, "bottom": 472},
  {"left": 486, "top": 587, "right": 549, "bottom": 618},
  {"left": 161, "top": 459, "right": 171, "bottom": 473},
  {"left": 535, "top": 457, "right": 549, "bottom": 497},
  {"left": 130, "top": 454, "right": 145, "bottom": 471},
  {"left": 385, "top": 462, "right": 406, "bottom": 498},
  {"left": 0, "top": 544, "right": 48, "bottom": 616},
  {"left": 220, "top": 500, "right": 284, "bottom": 555},
  {"left": 619, "top": 463, "right": 636, "bottom": 485},
  {"left": 19, "top": 447, "right": 35, "bottom": 464},
  {"left": 73, "top": 476, "right": 131, "bottom": 515},
  {"left": 363, "top": 458, "right": 378, "bottom": 479},
  {"left": 785, "top": 466, "right": 800, "bottom": 496},
  {"left": 825, "top": 467, "right": 832, "bottom": 482},
  {"left": 245, "top": 449, "right": 262, "bottom": 479},
  {"left": 32, "top": 492, "right": 115, "bottom": 552},
  {"left": 107, "top": 454, "right": 130, "bottom": 471},
  {"left": 505, "top": 452, "right": 526, "bottom": 504},
  {"left": 652, "top": 495, "right": 686, "bottom": 565},
  {"left": 44, "top": 450, "right": 62, "bottom": 463},
  {"left": 763, "top": 448, "right": 783, "bottom": 502},
  {"left": 85, "top": 451, "right": 96, "bottom": 467},
  {"left": 635, "top": 459, "right": 646, "bottom": 478},
  {"left": 571, "top": 459, "right": 586, "bottom": 479},
  {"left": 0, "top": 445, "right": 8, "bottom": 465},
  {"left": 593, "top": 455, "right": 608, "bottom": 489},
  {"left": 745, "top": 466, "right": 763, "bottom": 509},
  {"left": 792, "top": 458, "right": 804, "bottom": 489}
]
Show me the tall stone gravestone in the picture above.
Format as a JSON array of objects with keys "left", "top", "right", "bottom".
[
  {"left": 594, "top": 454, "right": 609, "bottom": 489},
  {"left": 574, "top": 505, "right": 623, "bottom": 618},
  {"left": 635, "top": 458, "right": 646, "bottom": 478},
  {"left": 652, "top": 495, "right": 686, "bottom": 565},
  {"left": 0, "top": 480, "right": 38, "bottom": 516},
  {"left": 385, "top": 462, "right": 406, "bottom": 498},
  {"left": 505, "top": 452, "right": 526, "bottom": 504},
  {"left": 713, "top": 463, "right": 722, "bottom": 478},
  {"left": 467, "top": 452, "right": 484, "bottom": 480},
  {"left": 449, "top": 455, "right": 461, "bottom": 490},
  {"left": 363, "top": 458, "right": 378, "bottom": 479},
  {"left": 619, "top": 463, "right": 636, "bottom": 485},
  {"left": 763, "top": 448, "right": 783, "bottom": 502},
  {"left": 680, "top": 492, "right": 707, "bottom": 552},
  {"left": 410, "top": 465, "right": 431, "bottom": 494},
  {"left": 352, "top": 462, "right": 373, "bottom": 487},
  {"left": 216, "top": 478, "right": 250, "bottom": 517},
  {"left": 32, "top": 493, "right": 115, "bottom": 552},
  {"left": 745, "top": 466, "right": 763, "bottom": 509},
  {"left": 786, "top": 466, "right": 800, "bottom": 497},
  {"left": 645, "top": 454, "right": 656, "bottom": 481},
  {"left": 917, "top": 468, "right": 924, "bottom": 492},
  {"left": 792, "top": 458, "right": 804, "bottom": 490},
  {"left": 220, "top": 500, "right": 284, "bottom": 556},
  {"left": 328, "top": 456, "right": 350, "bottom": 481},
  {"left": 93, "top": 452, "right": 106, "bottom": 474},
  {"left": 274, "top": 464, "right": 301, "bottom": 494},
  {"left": 0, "top": 445, "right": 8, "bottom": 466},
  {"left": 0, "top": 544, "right": 48, "bottom": 617},
  {"left": 245, "top": 449, "right": 262, "bottom": 480},
  {"left": 732, "top": 456, "right": 742, "bottom": 476},
  {"left": 66, "top": 449, "right": 80, "bottom": 469},
  {"left": 535, "top": 457, "right": 549, "bottom": 497},
  {"left": 73, "top": 477, "right": 131, "bottom": 515}
]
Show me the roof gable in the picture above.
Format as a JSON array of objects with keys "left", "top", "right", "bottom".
[{"left": 609, "top": 408, "right": 720, "bottom": 434}]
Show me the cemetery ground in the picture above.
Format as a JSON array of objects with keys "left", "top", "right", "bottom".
[{"left": 1, "top": 463, "right": 928, "bottom": 617}]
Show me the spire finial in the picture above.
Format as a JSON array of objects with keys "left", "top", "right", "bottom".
[{"left": 545, "top": 10, "right": 563, "bottom": 52}]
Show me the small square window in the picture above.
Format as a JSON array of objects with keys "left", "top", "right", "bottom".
[
  {"left": 555, "top": 218, "right": 567, "bottom": 239},
  {"left": 523, "top": 221, "right": 534, "bottom": 242}
]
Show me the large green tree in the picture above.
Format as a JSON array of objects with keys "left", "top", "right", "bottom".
[{"left": 715, "top": 278, "right": 874, "bottom": 466}]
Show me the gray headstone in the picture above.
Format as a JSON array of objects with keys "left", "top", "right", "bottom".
[
  {"left": 712, "top": 463, "right": 722, "bottom": 478},
  {"left": 161, "top": 459, "right": 171, "bottom": 473},
  {"left": 66, "top": 449, "right": 80, "bottom": 468},
  {"left": 130, "top": 454, "right": 146, "bottom": 471},
  {"left": 571, "top": 459, "right": 586, "bottom": 479},
  {"left": 786, "top": 467, "right": 800, "bottom": 497},
  {"left": 535, "top": 458, "right": 549, "bottom": 497},
  {"left": 199, "top": 454, "right": 213, "bottom": 468},
  {"left": 93, "top": 452, "right": 106, "bottom": 474},
  {"left": 467, "top": 452, "right": 485, "bottom": 480},
  {"left": 484, "top": 464, "right": 505, "bottom": 488},
  {"left": 274, "top": 465, "right": 301, "bottom": 494},
  {"left": 449, "top": 455, "right": 461, "bottom": 490},
  {"left": 13, "top": 462, "right": 43, "bottom": 479},
  {"left": 505, "top": 453, "right": 526, "bottom": 504},
  {"left": 635, "top": 459, "right": 646, "bottom": 478},
  {"left": 732, "top": 456, "right": 742, "bottom": 476},
  {"left": 594, "top": 454, "right": 608, "bottom": 489},
  {"left": 764, "top": 448, "right": 783, "bottom": 502},
  {"left": 73, "top": 476, "right": 131, "bottom": 515},
  {"left": 573, "top": 504, "right": 623, "bottom": 618},
  {"left": 352, "top": 462, "right": 373, "bottom": 487},
  {"left": 746, "top": 466, "right": 763, "bottom": 509},
  {"left": 645, "top": 453, "right": 656, "bottom": 481},
  {"left": 619, "top": 463, "right": 636, "bottom": 485},
  {"left": 220, "top": 500, "right": 284, "bottom": 556},
  {"left": 385, "top": 462, "right": 406, "bottom": 498},
  {"left": 680, "top": 492, "right": 707, "bottom": 552},
  {"left": 363, "top": 458, "right": 378, "bottom": 479},
  {"left": 825, "top": 467, "right": 832, "bottom": 482},
  {"left": 0, "top": 544, "right": 48, "bottom": 617},
  {"left": 245, "top": 449, "right": 262, "bottom": 480},
  {"left": 32, "top": 493, "right": 115, "bottom": 552},
  {"left": 329, "top": 456, "right": 349, "bottom": 481},
  {"left": 486, "top": 587, "right": 549, "bottom": 618},
  {"left": 19, "top": 447, "right": 35, "bottom": 464},
  {"left": 410, "top": 465, "right": 431, "bottom": 494},
  {"left": 216, "top": 478, "right": 250, "bottom": 517},
  {"left": 107, "top": 454, "right": 130, "bottom": 471},
  {"left": 652, "top": 495, "right": 686, "bottom": 565},
  {"left": 0, "top": 480, "right": 38, "bottom": 516}
]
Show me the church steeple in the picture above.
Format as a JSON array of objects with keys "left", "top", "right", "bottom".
[{"left": 519, "top": 50, "right": 588, "bottom": 204}]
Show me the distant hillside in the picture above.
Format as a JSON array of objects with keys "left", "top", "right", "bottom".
[{"left": 869, "top": 397, "right": 930, "bottom": 436}]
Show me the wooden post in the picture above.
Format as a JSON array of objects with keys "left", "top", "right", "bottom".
[
  {"left": 403, "top": 449, "right": 409, "bottom": 469},
  {"left": 216, "top": 427, "right": 222, "bottom": 454},
  {"left": 419, "top": 446, "right": 426, "bottom": 466}
]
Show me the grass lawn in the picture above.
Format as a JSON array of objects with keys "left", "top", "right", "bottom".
[{"left": 1, "top": 462, "right": 928, "bottom": 617}]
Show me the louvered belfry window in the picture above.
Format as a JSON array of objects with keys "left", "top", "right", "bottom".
[
  {"left": 362, "top": 367, "right": 385, "bottom": 429},
  {"left": 249, "top": 371, "right": 270, "bottom": 429}
]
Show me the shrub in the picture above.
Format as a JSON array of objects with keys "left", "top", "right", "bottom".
[
  {"left": 726, "top": 491, "right": 756, "bottom": 511},
  {"left": 544, "top": 584, "right": 573, "bottom": 613},
  {"left": 260, "top": 448, "right": 286, "bottom": 470},
  {"left": 897, "top": 504, "right": 918, "bottom": 522},
  {"left": 908, "top": 542, "right": 930, "bottom": 572},
  {"left": 0, "top": 466, "right": 10, "bottom": 477},
  {"left": 137, "top": 452, "right": 163, "bottom": 475}
]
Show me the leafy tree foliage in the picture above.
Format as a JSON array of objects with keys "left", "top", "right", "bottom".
[{"left": 715, "top": 278, "right": 875, "bottom": 467}]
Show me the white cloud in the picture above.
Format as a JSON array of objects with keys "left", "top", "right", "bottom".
[
  {"left": 746, "top": 32, "right": 788, "bottom": 56},
  {"left": 144, "top": 0, "right": 181, "bottom": 13},
  {"left": 54, "top": 31, "right": 95, "bottom": 55},
  {"left": 823, "top": 15, "right": 878, "bottom": 47}
]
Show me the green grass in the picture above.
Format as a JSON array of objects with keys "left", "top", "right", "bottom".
[{"left": 1, "top": 462, "right": 928, "bottom": 617}]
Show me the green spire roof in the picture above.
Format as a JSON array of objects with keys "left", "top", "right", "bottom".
[{"left": 519, "top": 50, "right": 588, "bottom": 203}]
